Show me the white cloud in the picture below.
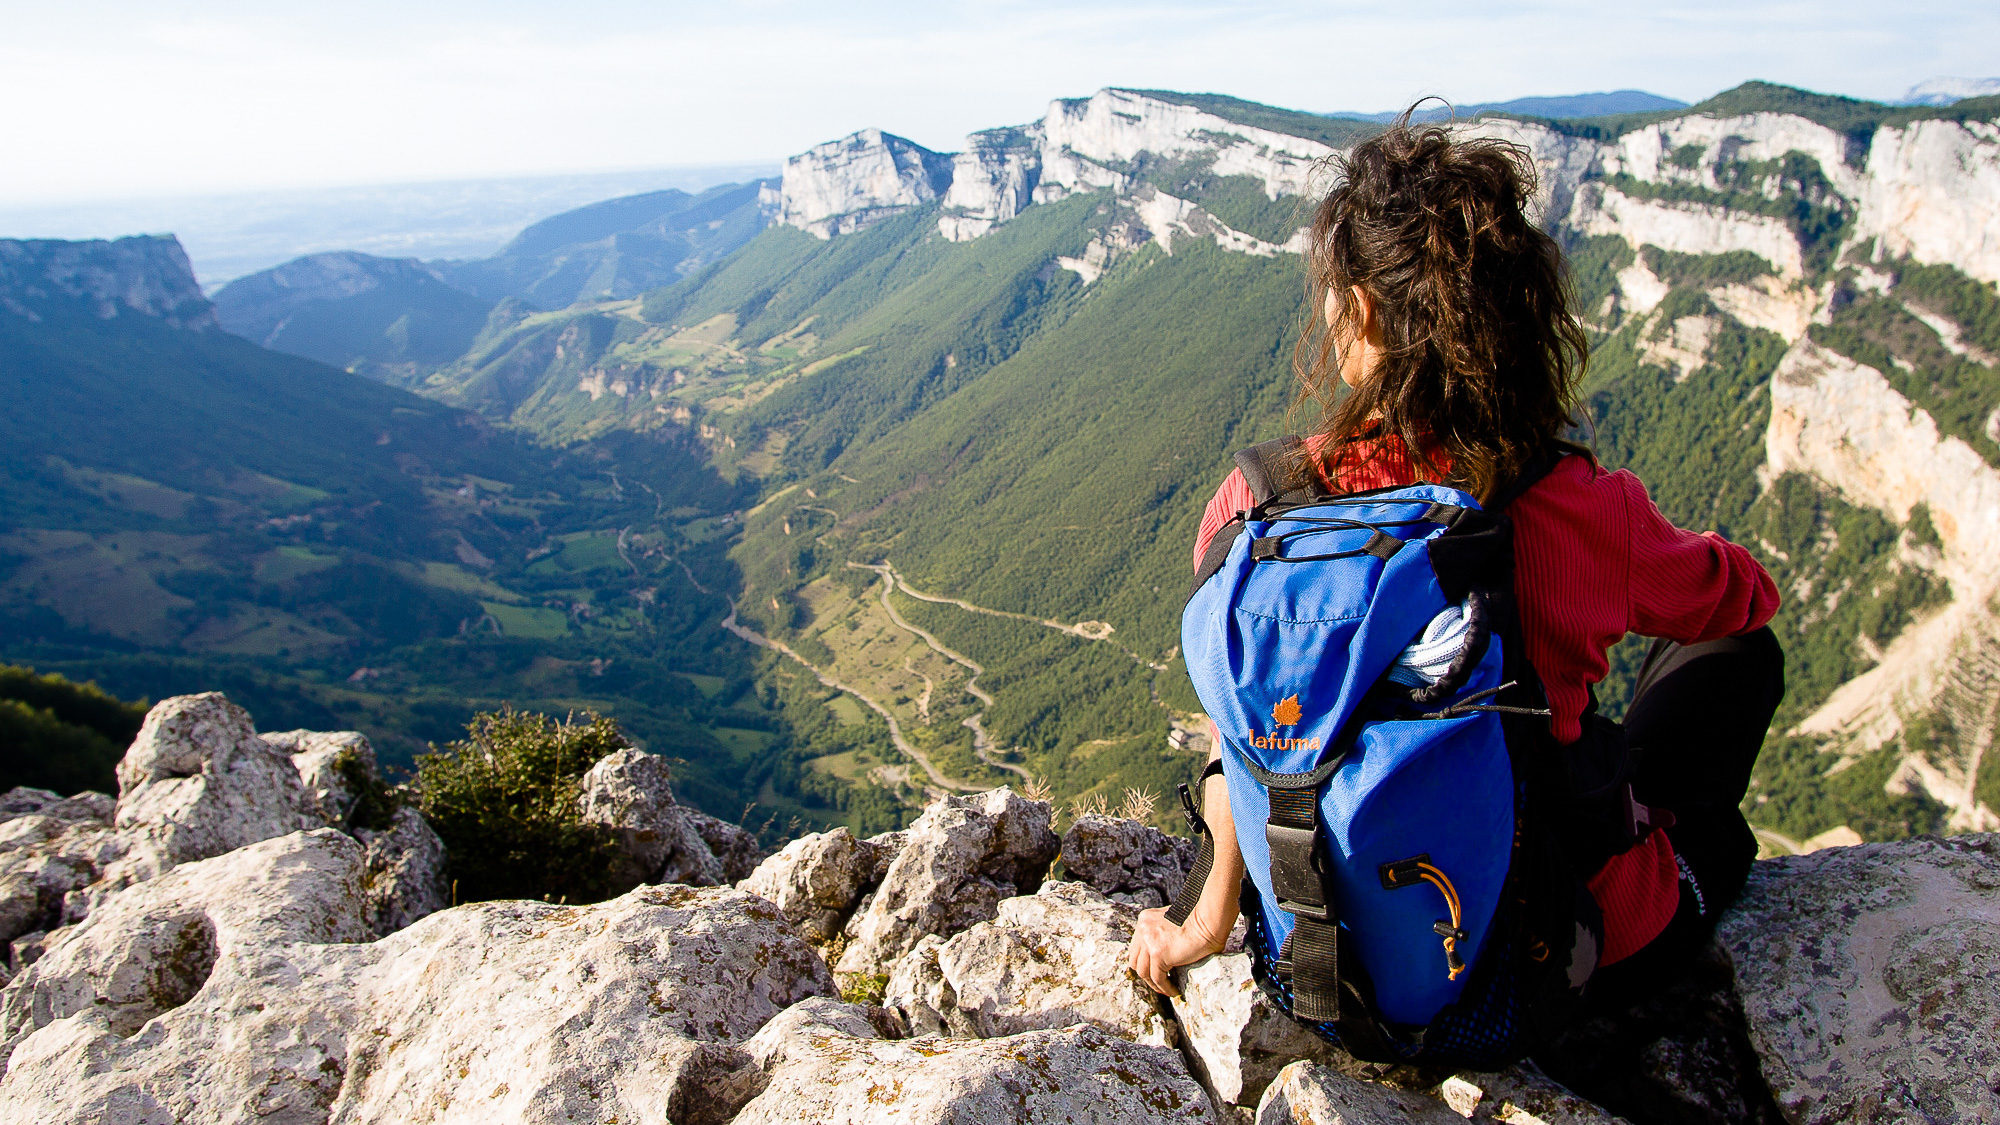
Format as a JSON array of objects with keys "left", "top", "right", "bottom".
[{"left": 0, "top": 0, "right": 1995, "bottom": 205}]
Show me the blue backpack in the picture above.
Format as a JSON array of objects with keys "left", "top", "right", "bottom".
[{"left": 1172, "top": 438, "right": 1627, "bottom": 1067}]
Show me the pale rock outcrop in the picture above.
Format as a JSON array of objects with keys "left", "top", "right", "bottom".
[
  {"left": 0, "top": 789, "right": 121, "bottom": 946},
  {"left": 835, "top": 787, "right": 1057, "bottom": 977},
  {"left": 1571, "top": 182, "right": 1805, "bottom": 278},
  {"left": 262, "top": 728, "right": 375, "bottom": 827},
  {"left": 1441, "top": 1064, "right": 1635, "bottom": 1124},
  {"left": 352, "top": 805, "right": 448, "bottom": 936},
  {"left": 1855, "top": 118, "right": 2000, "bottom": 285},
  {"left": 1765, "top": 337, "right": 2000, "bottom": 827},
  {"left": 743, "top": 996, "right": 898, "bottom": 1069},
  {"left": 1715, "top": 832, "right": 2000, "bottom": 1125},
  {"left": 0, "top": 828, "right": 366, "bottom": 1066},
  {"left": 1172, "top": 951, "right": 1350, "bottom": 1111},
  {"left": 113, "top": 693, "right": 321, "bottom": 867},
  {"left": 885, "top": 880, "right": 1172, "bottom": 1045},
  {"left": 1037, "top": 89, "right": 1333, "bottom": 202},
  {"left": 778, "top": 128, "right": 955, "bottom": 238},
  {"left": 576, "top": 746, "right": 726, "bottom": 887},
  {"left": 739, "top": 825, "right": 880, "bottom": 942},
  {"left": 865, "top": 827, "right": 908, "bottom": 881},
  {"left": 734, "top": 1020, "right": 1219, "bottom": 1125},
  {"left": 684, "top": 807, "right": 763, "bottom": 882},
  {"left": 1601, "top": 113, "right": 1865, "bottom": 200},
  {"left": 1060, "top": 811, "right": 1195, "bottom": 908},
  {"left": 939, "top": 127, "right": 1042, "bottom": 242},
  {"left": 0, "top": 875, "right": 833, "bottom": 1124},
  {"left": 1256, "top": 1061, "right": 1468, "bottom": 1124},
  {"left": 0, "top": 788, "right": 113, "bottom": 826}
]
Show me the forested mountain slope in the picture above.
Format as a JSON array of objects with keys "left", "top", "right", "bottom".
[
  {"left": 210, "top": 180, "right": 775, "bottom": 384},
  {"left": 0, "top": 235, "right": 791, "bottom": 820},
  {"left": 404, "top": 83, "right": 2000, "bottom": 842}
]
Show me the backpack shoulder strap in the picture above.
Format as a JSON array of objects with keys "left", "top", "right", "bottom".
[
  {"left": 1189, "top": 437, "right": 1320, "bottom": 600},
  {"left": 1233, "top": 436, "right": 1317, "bottom": 508}
]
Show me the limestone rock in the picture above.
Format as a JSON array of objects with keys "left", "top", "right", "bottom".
[
  {"left": 835, "top": 787, "right": 1058, "bottom": 977},
  {"left": 1061, "top": 811, "right": 1196, "bottom": 908},
  {"left": 685, "top": 807, "right": 763, "bottom": 882},
  {"left": 0, "top": 876, "right": 833, "bottom": 1123},
  {"left": 938, "top": 127, "right": 1043, "bottom": 241},
  {"left": 735, "top": 1021, "right": 1219, "bottom": 1124},
  {"left": 576, "top": 747, "right": 725, "bottom": 887},
  {"left": 777, "top": 128, "right": 956, "bottom": 238},
  {"left": 1441, "top": 1063, "right": 1634, "bottom": 1123},
  {"left": 866, "top": 827, "right": 908, "bottom": 881},
  {"left": 739, "top": 826, "right": 879, "bottom": 942},
  {"left": 1716, "top": 832, "right": 2000, "bottom": 1125},
  {"left": 0, "top": 787, "right": 114, "bottom": 826},
  {"left": 352, "top": 805, "right": 448, "bottom": 936},
  {"left": 0, "top": 828, "right": 366, "bottom": 1064},
  {"left": 1256, "top": 1061, "right": 1465, "bottom": 1124},
  {"left": 1172, "top": 950, "right": 1351, "bottom": 1109},
  {"left": 0, "top": 792, "right": 123, "bottom": 947},
  {"left": 262, "top": 727, "right": 375, "bottom": 827},
  {"left": 112, "top": 693, "right": 320, "bottom": 865},
  {"left": 887, "top": 880, "right": 1172, "bottom": 1045},
  {"left": 743, "top": 995, "right": 896, "bottom": 1069}
]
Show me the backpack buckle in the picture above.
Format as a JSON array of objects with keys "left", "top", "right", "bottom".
[{"left": 1277, "top": 898, "right": 1331, "bottom": 923}]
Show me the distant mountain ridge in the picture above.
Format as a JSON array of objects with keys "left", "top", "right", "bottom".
[
  {"left": 0, "top": 235, "right": 214, "bottom": 329},
  {"left": 1328, "top": 89, "right": 1688, "bottom": 123},
  {"left": 210, "top": 179, "right": 776, "bottom": 376},
  {"left": 1902, "top": 77, "right": 2000, "bottom": 106}
]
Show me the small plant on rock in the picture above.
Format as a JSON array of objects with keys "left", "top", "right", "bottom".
[{"left": 411, "top": 708, "right": 626, "bottom": 905}]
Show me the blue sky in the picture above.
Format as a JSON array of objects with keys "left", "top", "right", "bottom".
[{"left": 2, "top": 0, "right": 1996, "bottom": 205}]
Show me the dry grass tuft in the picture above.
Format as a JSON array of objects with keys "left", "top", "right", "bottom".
[
  {"left": 1116, "top": 787, "right": 1159, "bottom": 821},
  {"left": 1071, "top": 791, "right": 1110, "bottom": 819}
]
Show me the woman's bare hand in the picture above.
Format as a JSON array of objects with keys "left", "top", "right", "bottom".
[{"left": 1127, "top": 905, "right": 1228, "bottom": 998}]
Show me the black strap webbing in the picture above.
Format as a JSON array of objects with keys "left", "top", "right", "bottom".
[
  {"left": 1165, "top": 759, "right": 1227, "bottom": 927},
  {"left": 1234, "top": 436, "right": 1312, "bottom": 506}
]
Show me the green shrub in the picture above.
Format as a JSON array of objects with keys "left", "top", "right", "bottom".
[
  {"left": 411, "top": 708, "right": 627, "bottom": 905},
  {"left": 0, "top": 665, "right": 149, "bottom": 794}
]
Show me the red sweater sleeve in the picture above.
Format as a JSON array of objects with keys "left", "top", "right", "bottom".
[
  {"left": 1193, "top": 468, "right": 1255, "bottom": 574},
  {"left": 1619, "top": 472, "right": 1780, "bottom": 642}
]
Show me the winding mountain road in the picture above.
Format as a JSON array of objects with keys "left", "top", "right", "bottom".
[
  {"left": 850, "top": 562, "right": 1032, "bottom": 783},
  {"left": 673, "top": 555, "right": 978, "bottom": 798}
]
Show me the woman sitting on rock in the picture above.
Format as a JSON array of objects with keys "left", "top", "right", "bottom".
[{"left": 1126, "top": 113, "right": 1784, "bottom": 1052}]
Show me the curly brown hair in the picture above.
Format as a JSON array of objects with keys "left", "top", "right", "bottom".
[{"left": 1294, "top": 110, "right": 1589, "bottom": 501}]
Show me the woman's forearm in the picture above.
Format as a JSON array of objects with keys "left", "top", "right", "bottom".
[{"left": 1186, "top": 734, "right": 1244, "bottom": 949}]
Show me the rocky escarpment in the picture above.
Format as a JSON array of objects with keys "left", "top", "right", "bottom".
[
  {"left": 777, "top": 88, "right": 1329, "bottom": 258},
  {"left": 775, "top": 127, "right": 957, "bottom": 238},
  {"left": 0, "top": 234, "right": 215, "bottom": 328},
  {"left": 3, "top": 692, "right": 1995, "bottom": 1123}
]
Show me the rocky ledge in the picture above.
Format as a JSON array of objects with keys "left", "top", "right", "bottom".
[{"left": 0, "top": 692, "right": 1993, "bottom": 1124}]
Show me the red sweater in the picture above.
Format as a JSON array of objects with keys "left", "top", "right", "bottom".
[{"left": 1192, "top": 444, "right": 1779, "bottom": 964}]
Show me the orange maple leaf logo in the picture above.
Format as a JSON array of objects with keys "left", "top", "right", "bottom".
[{"left": 1271, "top": 694, "right": 1303, "bottom": 727}]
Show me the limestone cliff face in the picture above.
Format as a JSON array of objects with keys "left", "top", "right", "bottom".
[
  {"left": 0, "top": 234, "right": 215, "bottom": 329},
  {"left": 776, "top": 128, "right": 956, "bottom": 239},
  {"left": 937, "top": 128, "right": 1042, "bottom": 242},
  {"left": 779, "top": 89, "right": 1331, "bottom": 257}
]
